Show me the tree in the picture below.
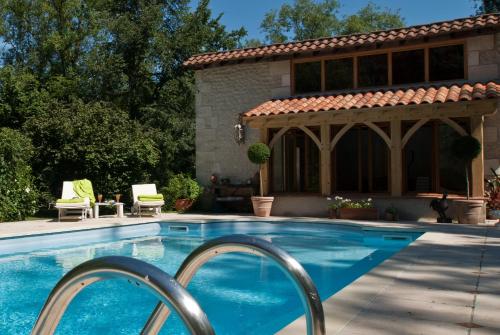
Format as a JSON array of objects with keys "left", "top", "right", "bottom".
[
  {"left": 260, "top": 0, "right": 405, "bottom": 44},
  {"left": 341, "top": 2, "right": 404, "bottom": 35},
  {"left": 0, "top": 128, "right": 38, "bottom": 221},
  {"left": 261, "top": 0, "right": 341, "bottom": 43},
  {"left": 475, "top": 0, "right": 500, "bottom": 14},
  {"left": 24, "top": 100, "right": 160, "bottom": 198}
]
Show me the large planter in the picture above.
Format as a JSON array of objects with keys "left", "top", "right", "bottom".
[
  {"left": 175, "top": 199, "right": 193, "bottom": 212},
  {"left": 338, "top": 208, "right": 378, "bottom": 220},
  {"left": 329, "top": 208, "right": 338, "bottom": 219},
  {"left": 251, "top": 196, "right": 274, "bottom": 217},
  {"left": 453, "top": 199, "right": 485, "bottom": 224}
]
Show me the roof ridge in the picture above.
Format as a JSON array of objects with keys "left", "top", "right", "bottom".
[{"left": 188, "top": 13, "right": 499, "bottom": 59}]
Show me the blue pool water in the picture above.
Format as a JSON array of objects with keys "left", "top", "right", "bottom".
[{"left": 0, "top": 221, "right": 421, "bottom": 334}]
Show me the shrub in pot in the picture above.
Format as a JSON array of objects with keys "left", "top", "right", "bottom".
[
  {"left": 384, "top": 205, "right": 399, "bottom": 221},
  {"left": 451, "top": 136, "right": 484, "bottom": 224},
  {"left": 247, "top": 143, "right": 273, "bottom": 217},
  {"left": 161, "top": 174, "right": 202, "bottom": 213}
]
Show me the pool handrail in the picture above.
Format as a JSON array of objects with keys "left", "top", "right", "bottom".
[
  {"left": 141, "top": 234, "right": 326, "bottom": 335},
  {"left": 31, "top": 256, "right": 214, "bottom": 335}
]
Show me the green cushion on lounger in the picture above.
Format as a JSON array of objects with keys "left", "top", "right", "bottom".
[
  {"left": 56, "top": 198, "right": 85, "bottom": 204},
  {"left": 138, "top": 194, "right": 164, "bottom": 201}
]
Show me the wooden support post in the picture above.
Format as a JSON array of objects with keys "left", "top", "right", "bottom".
[
  {"left": 260, "top": 128, "right": 270, "bottom": 196},
  {"left": 320, "top": 124, "right": 331, "bottom": 195},
  {"left": 390, "top": 120, "right": 402, "bottom": 196},
  {"left": 470, "top": 116, "right": 484, "bottom": 198}
]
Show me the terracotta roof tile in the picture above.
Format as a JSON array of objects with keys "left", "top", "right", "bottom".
[
  {"left": 185, "top": 14, "right": 500, "bottom": 68},
  {"left": 243, "top": 82, "right": 500, "bottom": 118}
]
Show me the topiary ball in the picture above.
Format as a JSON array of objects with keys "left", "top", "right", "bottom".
[
  {"left": 247, "top": 142, "right": 271, "bottom": 165},
  {"left": 452, "top": 135, "right": 481, "bottom": 162}
]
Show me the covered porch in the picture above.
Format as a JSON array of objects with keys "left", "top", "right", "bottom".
[{"left": 243, "top": 83, "right": 499, "bottom": 219}]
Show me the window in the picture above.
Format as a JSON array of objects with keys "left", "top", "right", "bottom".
[
  {"left": 429, "top": 45, "right": 464, "bottom": 81},
  {"left": 270, "top": 128, "right": 320, "bottom": 193},
  {"left": 392, "top": 49, "right": 425, "bottom": 85},
  {"left": 332, "top": 125, "right": 389, "bottom": 193},
  {"left": 294, "top": 61, "right": 321, "bottom": 94},
  {"left": 358, "top": 54, "right": 388, "bottom": 87},
  {"left": 325, "top": 58, "right": 354, "bottom": 90}
]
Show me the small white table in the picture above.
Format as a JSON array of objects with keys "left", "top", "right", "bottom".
[{"left": 94, "top": 202, "right": 124, "bottom": 219}]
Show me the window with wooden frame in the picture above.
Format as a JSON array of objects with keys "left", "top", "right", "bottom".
[
  {"left": 429, "top": 44, "right": 465, "bottom": 81},
  {"left": 403, "top": 119, "right": 469, "bottom": 195},
  {"left": 331, "top": 124, "right": 390, "bottom": 193},
  {"left": 291, "top": 41, "right": 465, "bottom": 94},
  {"left": 392, "top": 49, "right": 425, "bottom": 85},
  {"left": 294, "top": 61, "right": 322, "bottom": 94},
  {"left": 357, "top": 54, "right": 388, "bottom": 87},
  {"left": 325, "top": 57, "right": 354, "bottom": 90}
]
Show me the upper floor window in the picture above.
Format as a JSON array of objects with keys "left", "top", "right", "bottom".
[
  {"left": 325, "top": 58, "right": 353, "bottom": 90},
  {"left": 358, "top": 54, "right": 388, "bottom": 87},
  {"left": 292, "top": 42, "right": 465, "bottom": 94},
  {"left": 294, "top": 61, "right": 321, "bottom": 94},
  {"left": 392, "top": 49, "right": 425, "bottom": 85},
  {"left": 429, "top": 45, "right": 464, "bottom": 81}
]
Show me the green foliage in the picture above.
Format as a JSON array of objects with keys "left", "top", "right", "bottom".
[
  {"left": 0, "top": 128, "right": 38, "bottom": 221},
  {"left": 247, "top": 143, "right": 271, "bottom": 165},
  {"left": 0, "top": 0, "right": 246, "bottom": 219},
  {"left": 328, "top": 196, "right": 374, "bottom": 209},
  {"left": 475, "top": 0, "right": 500, "bottom": 14},
  {"left": 451, "top": 136, "right": 481, "bottom": 162},
  {"left": 260, "top": 0, "right": 405, "bottom": 43},
  {"left": 24, "top": 100, "right": 159, "bottom": 197},
  {"left": 341, "top": 2, "right": 404, "bottom": 35},
  {"left": 160, "top": 174, "right": 203, "bottom": 209}
]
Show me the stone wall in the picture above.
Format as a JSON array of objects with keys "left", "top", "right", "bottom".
[
  {"left": 195, "top": 61, "right": 290, "bottom": 186},
  {"left": 468, "top": 34, "right": 500, "bottom": 176}
]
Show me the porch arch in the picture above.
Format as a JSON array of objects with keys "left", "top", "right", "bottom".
[
  {"left": 268, "top": 126, "right": 321, "bottom": 150},
  {"left": 329, "top": 122, "right": 390, "bottom": 151},
  {"left": 401, "top": 117, "right": 468, "bottom": 148}
]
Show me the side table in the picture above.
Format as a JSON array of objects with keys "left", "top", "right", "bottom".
[{"left": 94, "top": 202, "right": 124, "bottom": 219}]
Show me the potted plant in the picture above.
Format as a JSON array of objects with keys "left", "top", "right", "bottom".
[
  {"left": 247, "top": 142, "right": 274, "bottom": 217},
  {"left": 384, "top": 204, "right": 399, "bottom": 221},
  {"left": 337, "top": 197, "right": 378, "bottom": 220},
  {"left": 451, "top": 136, "right": 484, "bottom": 224},
  {"left": 327, "top": 196, "right": 344, "bottom": 219},
  {"left": 485, "top": 168, "right": 500, "bottom": 221},
  {"left": 161, "top": 174, "right": 202, "bottom": 213}
]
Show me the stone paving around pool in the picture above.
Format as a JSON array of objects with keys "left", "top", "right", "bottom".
[{"left": 1, "top": 214, "right": 499, "bottom": 334}]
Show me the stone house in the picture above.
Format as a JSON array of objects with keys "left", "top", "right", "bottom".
[{"left": 185, "top": 14, "right": 500, "bottom": 219}]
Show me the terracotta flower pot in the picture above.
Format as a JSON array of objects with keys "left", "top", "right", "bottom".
[
  {"left": 338, "top": 208, "right": 378, "bottom": 220},
  {"left": 251, "top": 196, "right": 274, "bottom": 217},
  {"left": 175, "top": 199, "right": 193, "bottom": 212},
  {"left": 453, "top": 199, "right": 485, "bottom": 224}
]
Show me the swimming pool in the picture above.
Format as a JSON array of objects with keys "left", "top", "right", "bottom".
[{"left": 0, "top": 221, "right": 421, "bottom": 334}]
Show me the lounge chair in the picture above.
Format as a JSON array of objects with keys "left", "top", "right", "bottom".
[
  {"left": 132, "top": 184, "right": 164, "bottom": 217},
  {"left": 55, "top": 180, "right": 95, "bottom": 221}
]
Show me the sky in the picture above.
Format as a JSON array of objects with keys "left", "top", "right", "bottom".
[{"left": 202, "top": 0, "right": 479, "bottom": 41}]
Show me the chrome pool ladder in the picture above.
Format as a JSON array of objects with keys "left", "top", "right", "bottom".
[{"left": 32, "top": 235, "right": 325, "bottom": 335}]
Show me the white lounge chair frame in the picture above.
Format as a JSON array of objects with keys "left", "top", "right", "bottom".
[
  {"left": 132, "top": 184, "right": 164, "bottom": 217},
  {"left": 55, "top": 181, "right": 92, "bottom": 221}
]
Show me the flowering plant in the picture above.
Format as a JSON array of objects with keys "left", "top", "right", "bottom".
[
  {"left": 485, "top": 169, "right": 500, "bottom": 210},
  {"left": 328, "top": 196, "right": 374, "bottom": 210}
]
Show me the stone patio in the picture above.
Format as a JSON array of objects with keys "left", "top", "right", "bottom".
[{"left": 1, "top": 214, "right": 499, "bottom": 334}]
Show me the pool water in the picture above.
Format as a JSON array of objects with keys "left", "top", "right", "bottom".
[{"left": 0, "top": 221, "right": 421, "bottom": 334}]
